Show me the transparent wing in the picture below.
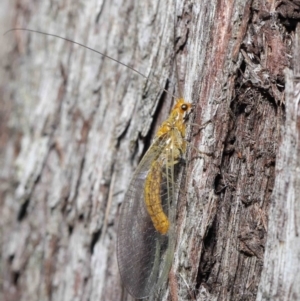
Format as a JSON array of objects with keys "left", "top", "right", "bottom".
[{"left": 117, "top": 134, "right": 177, "bottom": 299}]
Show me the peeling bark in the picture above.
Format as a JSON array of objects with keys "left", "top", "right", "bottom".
[
  {"left": 256, "top": 22, "right": 300, "bottom": 301},
  {"left": 1, "top": 0, "right": 300, "bottom": 301}
]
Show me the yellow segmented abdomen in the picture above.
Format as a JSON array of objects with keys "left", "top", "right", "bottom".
[{"left": 144, "top": 160, "right": 169, "bottom": 234}]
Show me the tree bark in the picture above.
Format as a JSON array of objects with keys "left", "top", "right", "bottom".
[
  {"left": 1, "top": 0, "right": 299, "bottom": 301},
  {"left": 256, "top": 21, "right": 300, "bottom": 301}
]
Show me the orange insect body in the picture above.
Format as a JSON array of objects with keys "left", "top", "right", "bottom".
[
  {"left": 144, "top": 98, "right": 192, "bottom": 235},
  {"left": 144, "top": 159, "right": 169, "bottom": 234}
]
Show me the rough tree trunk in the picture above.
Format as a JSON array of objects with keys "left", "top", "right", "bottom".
[{"left": 1, "top": 0, "right": 299, "bottom": 301}]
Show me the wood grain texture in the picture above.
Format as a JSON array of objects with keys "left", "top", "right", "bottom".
[
  {"left": 0, "top": 0, "right": 299, "bottom": 300},
  {"left": 256, "top": 22, "right": 300, "bottom": 301}
]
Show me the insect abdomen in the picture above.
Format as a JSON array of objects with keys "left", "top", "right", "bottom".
[{"left": 144, "top": 160, "right": 169, "bottom": 234}]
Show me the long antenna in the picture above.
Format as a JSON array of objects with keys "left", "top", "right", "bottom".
[
  {"left": 4, "top": 28, "right": 178, "bottom": 100},
  {"left": 173, "top": 0, "right": 184, "bottom": 100}
]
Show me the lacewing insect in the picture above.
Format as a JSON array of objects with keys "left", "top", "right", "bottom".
[
  {"left": 117, "top": 96, "right": 192, "bottom": 298},
  {"left": 6, "top": 26, "right": 193, "bottom": 299}
]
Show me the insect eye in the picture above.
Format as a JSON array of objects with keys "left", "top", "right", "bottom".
[{"left": 181, "top": 104, "right": 188, "bottom": 111}]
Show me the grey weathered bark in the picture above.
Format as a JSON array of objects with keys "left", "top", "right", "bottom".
[
  {"left": 256, "top": 22, "right": 300, "bottom": 301},
  {"left": 1, "top": 0, "right": 299, "bottom": 301}
]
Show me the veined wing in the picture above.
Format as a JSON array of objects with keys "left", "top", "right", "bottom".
[{"left": 117, "top": 133, "right": 178, "bottom": 299}]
